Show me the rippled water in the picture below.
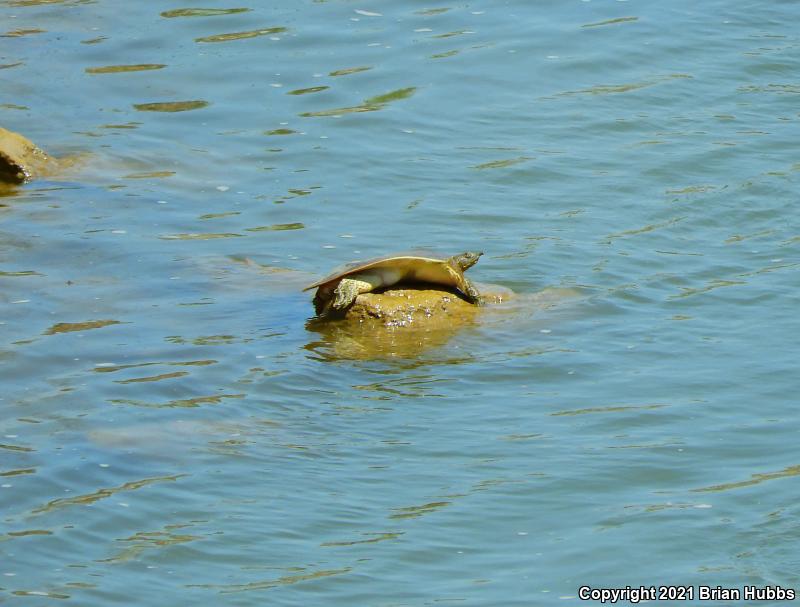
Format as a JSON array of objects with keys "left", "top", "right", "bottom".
[{"left": 2, "top": 0, "right": 799, "bottom": 604}]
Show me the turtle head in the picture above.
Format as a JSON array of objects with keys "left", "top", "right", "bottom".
[{"left": 452, "top": 251, "right": 483, "bottom": 271}]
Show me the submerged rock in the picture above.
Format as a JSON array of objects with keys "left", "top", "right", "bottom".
[{"left": 0, "top": 126, "right": 51, "bottom": 183}]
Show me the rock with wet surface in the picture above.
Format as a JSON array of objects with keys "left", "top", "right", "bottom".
[
  {"left": 0, "top": 126, "right": 51, "bottom": 183},
  {"left": 304, "top": 284, "right": 512, "bottom": 360},
  {"left": 342, "top": 285, "right": 504, "bottom": 327}
]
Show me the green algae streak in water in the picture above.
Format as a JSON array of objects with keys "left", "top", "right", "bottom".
[
  {"left": 134, "top": 100, "right": 209, "bottom": 112},
  {"left": 161, "top": 8, "right": 251, "bottom": 18},
  {"left": 195, "top": 27, "right": 287, "bottom": 43},
  {"left": 301, "top": 87, "right": 416, "bottom": 117},
  {"left": 329, "top": 66, "right": 372, "bottom": 77},
  {"left": 244, "top": 223, "right": 305, "bottom": 232},
  {"left": 86, "top": 64, "right": 166, "bottom": 74},
  {"left": 582, "top": 16, "right": 639, "bottom": 28},
  {"left": 287, "top": 86, "right": 329, "bottom": 96},
  {"left": 43, "top": 320, "right": 122, "bottom": 335}
]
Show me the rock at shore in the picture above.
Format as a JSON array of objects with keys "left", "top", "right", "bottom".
[{"left": 0, "top": 126, "right": 51, "bottom": 183}]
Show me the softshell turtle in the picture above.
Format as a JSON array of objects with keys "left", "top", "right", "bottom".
[{"left": 304, "top": 251, "right": 483, "bottom": 315}]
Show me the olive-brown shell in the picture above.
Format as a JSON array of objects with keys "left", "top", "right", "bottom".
[{"left": 303, "top": 253, "right": 457, "bottom": 291}]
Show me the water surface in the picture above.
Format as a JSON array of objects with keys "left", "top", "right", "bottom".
[{"left": 1, "top": 0, "right": 799, "bottom": 604}]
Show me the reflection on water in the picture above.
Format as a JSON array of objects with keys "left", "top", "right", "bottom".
[
  {"left": 300, "top": 86, "right": 417, "bottom": 118},
  {"left": 28, "top": 475, "right": 187, "bottom": 517},
  {"left": 304, "top": 319, "right": 466, "bottom": 361},
  {"left": 1, "top": 0, "right": 799, "bottom": 604},
  {"left": 85, "top": 64, "right": 166, "bottom": 74},
  {"left": 189, "top": 567, "right": 353, "bottom": 594},
  {"left": 133, "top": 100, "right": 210, "bottom": 113}
]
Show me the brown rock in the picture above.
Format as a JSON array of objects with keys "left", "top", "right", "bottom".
[
  {"left": 0, "top": 126, "right": 50, "bottom": 183},
  {"left": 303, "top": 284, "right": 511, "bottom": 360},
  {"left": 344, "top": 286, "right": 481, "bottom": 327}
]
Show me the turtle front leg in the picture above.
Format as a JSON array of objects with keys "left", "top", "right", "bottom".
[
  {"left": 332, "top": 275, "right": 380, "bottom": 309},
  {"left": 460, "top": 276, "right": 484, "bottom": 306}
]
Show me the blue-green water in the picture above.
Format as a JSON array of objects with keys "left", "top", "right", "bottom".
[{"left": 2, "top": 1, "right": 799, "bottom": 604}]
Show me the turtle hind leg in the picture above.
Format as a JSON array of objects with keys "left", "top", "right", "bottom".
[
  {"left": 332, "top": 277, "right": 375, "bottom": 310},
  {"left": 313, "top": 288, "right": 332, "bottom": 316}
]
